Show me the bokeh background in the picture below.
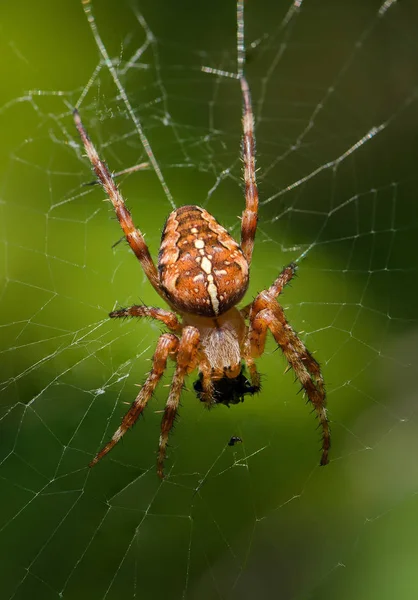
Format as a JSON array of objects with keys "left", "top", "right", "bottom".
[{"left": 1, "top": 0, "right": 418, "bottom": 598}]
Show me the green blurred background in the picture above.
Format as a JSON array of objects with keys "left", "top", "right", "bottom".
[{"left": 1, "top": 0, "right": 418, "bottom": 598}]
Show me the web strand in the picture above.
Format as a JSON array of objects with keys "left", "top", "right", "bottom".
[{"left": 79, "top": 0, "right": 176, "bottom": 209}]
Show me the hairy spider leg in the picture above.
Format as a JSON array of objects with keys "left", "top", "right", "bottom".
[
  {"left": 109, "top": 305, "right": 182, "bottom": 333},
  {"left": 157, "top": 326, "right": 200, "bottom": 478},
  {"left": 267, "top": 263, "right": 298, "bottom": 298},
  {"left": 89, "top": 333, "right": 179, "bottom": 468},
  {"left": 240, "top": 263, "right": 298, "bottom": 318},
  {"left": 240, "top": 75, "right": 259, "bottom": 267},
  {"left": 246, "top": 291, "right": 330, "bottom": 466},
  {"left": 73, "top": 109, "right": 167, "bottom": 303},
  {"left": 237, "top": 0, "right": 259, "bottom": 266}
]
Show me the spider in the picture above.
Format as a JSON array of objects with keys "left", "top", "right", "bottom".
[{"left": 74, "top": 19, "right": 329, "bottom": 481}]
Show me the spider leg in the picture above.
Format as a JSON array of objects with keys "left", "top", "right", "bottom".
[
  {"left": 236, "top": 0, "right": 259, "bottom": 266},
  {"left": 240, "top": 76, "right": 259, "bottom": 266},
  {"left": 246, "top": 292, "right": 329, "bottom": 466},
  {"left": 74, "top": 110, "right": 167, "bottom": 304},
  {"left": 267, "top": 263, "right": 298, "bottom": 299},
  {"left": 157, "top": 326, "right": 200, "bottom": 478},
  {"left": 89, "top": 333, "right": 179, "bottom": 468},
  {"left": 240, "top": 263, "right": 297, "bottom": 317},
  {"left": 268, "top": 310, "right": 329, "bottom": 466},
  {"left": 110, "top": 305, "right": 182, "bottom": 333}
]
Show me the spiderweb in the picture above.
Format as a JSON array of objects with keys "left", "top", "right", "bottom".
[{"left": 1, "top": 0, "right": 418, "bottom": 598}]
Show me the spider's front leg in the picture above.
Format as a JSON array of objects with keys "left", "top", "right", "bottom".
[
  {"left": 240, "top": 76, "right": 259, "bottom": 267},
  {"left": 244, "top": 278, "right": 330, "bottom": 466},
  {"left": 89, "top": 333, "right": 179, "bottom": 468},
  {"left": 157, "top": 326, "right": 200, "bottom": 478},
  {"left": 74, "top": 110, "right": 167, "bottom": 303}
]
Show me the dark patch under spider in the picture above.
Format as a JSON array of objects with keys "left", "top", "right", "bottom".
[{"left": 194, "top": 368, "right": 259, "bottom": 406}]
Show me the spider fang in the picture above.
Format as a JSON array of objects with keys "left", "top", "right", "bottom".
[{"left": 193, "top": 367, "right": 259, "bottom": 407}]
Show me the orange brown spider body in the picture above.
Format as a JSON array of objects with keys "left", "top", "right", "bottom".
[
  {"left": 74, "top": 1, "right": 329, "bottom": 478},
  {"left": 159, "top": 205, "right": 249, "bottom": 317}
]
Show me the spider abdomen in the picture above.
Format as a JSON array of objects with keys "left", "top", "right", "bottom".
[{"left": 159, "top": 205, "right": 249, "bottom": 317}]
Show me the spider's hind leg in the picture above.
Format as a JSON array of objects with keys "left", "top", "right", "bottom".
[
  {"left": 268, "top": 309, "right": 330, "bottom": 466},
  {"left": 245, "top": 291, "right": 329, "bottom": 466}
]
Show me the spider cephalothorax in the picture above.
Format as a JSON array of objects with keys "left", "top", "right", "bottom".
[{"left": 74, "top": 0, "right": 329, "bottom": 478}]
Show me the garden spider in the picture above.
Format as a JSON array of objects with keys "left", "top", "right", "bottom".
[{"left": 74, "top": 3, "right": 329, "bottom": 479}]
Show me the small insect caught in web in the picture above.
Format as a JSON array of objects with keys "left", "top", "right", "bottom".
[{"left": 228, "top": 436, "right": 243, "bottom": 447}]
